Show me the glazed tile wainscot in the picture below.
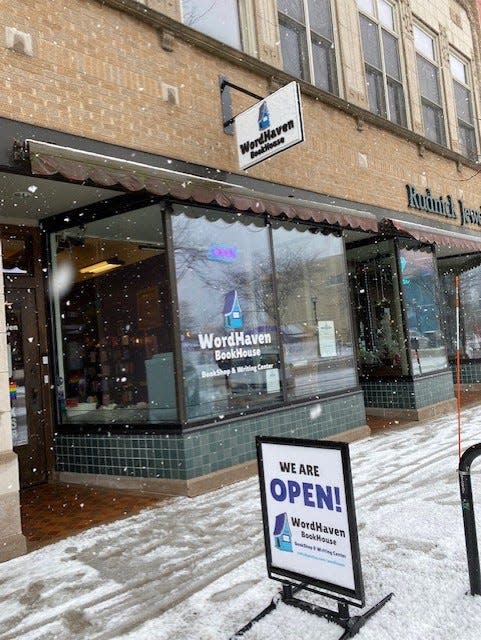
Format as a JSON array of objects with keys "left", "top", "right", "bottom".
[
  {"left": 55, "top": 390, "right": 368, "bottom": 497},
  {"left": 362, "top": 370, "right": 455, "bottom": 420}
]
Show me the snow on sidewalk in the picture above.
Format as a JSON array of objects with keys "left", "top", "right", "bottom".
[{"left": 2, "top": 405, "right": 481, "bottom": 639}]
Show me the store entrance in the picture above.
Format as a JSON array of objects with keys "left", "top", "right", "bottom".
[{"left": 7, "top": 286, "right": 48, "bottom": 487}]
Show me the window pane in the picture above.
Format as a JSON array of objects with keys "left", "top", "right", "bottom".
[
  {"left": 387, "top": 77, "right": 406, "bottom": 126},
  {"left": 312, "top": 36, "right": 337, "bottom": 93},
  {"left": 454, "top": 81, "right": 473, "bottom": 124},
  {"left": 358, "top": 0, "right": 374, "bottom": 14},
  {"left": 348, "top": 240, "right": 408, "bottom": 378},
  {"left": 399, "top": 248, "right": 447, "bottom": 375},
  {"left": 52, "top": 206, "right": 175, "bottom": 425},
  {"left": 413, "top": 25, "right": 434, "bottom": 60},
  {"left": 278, "top": 0, "right": 304, "bottom": 23},
  {"left": 417, "top": 55, "right": 440, "bottom": 104},
  {"left": 382, "top": 29, "right": 401, "bottom": 80},
  {"left": 378, "top": 0, "right": 394, "bottom": 30},
  {"left": 360, "top": 15, "right": 381, "bottom": 69},
  {"left": 182, "top": 0, "right": 242, "bottom": 49},
  {"left": 280, "top": 19, "right": 309, "bottom": 80},
  {"left": 450, "top": 53, "right": 467, "bottom": 83},
  {"left": 308, "top": 0, "right": 333, "bottom": 39},
  {"left": 272, "top": 225, "right": 356, "bottom": 399},
  {"left": 172, "top": 209, "right": 282, "bottom": 420},
  {"left": 422, "top": 101, "right": 445, "bottom": 145},
  {"left": 366, "top": 66, "right": 386, "bottom": 116},
  {"left": 459, "top": 122, "right": 477, "bottom": 160},
  {"left": 2, "top": 237, "right": 32, "bottom": 275}
]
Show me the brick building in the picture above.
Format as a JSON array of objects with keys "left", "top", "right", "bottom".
[{"left": 1, "top": 0, "right": 481, "bottom": 561}]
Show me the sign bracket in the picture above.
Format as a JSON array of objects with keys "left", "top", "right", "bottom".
[{"left": 219, "top": 76, "right": 264, "bottom": 134}]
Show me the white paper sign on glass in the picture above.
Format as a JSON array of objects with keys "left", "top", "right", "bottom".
[
  {"left": 235, "top": 81, "right": 304, "bottom": 170},
  {"left": 257, "top": 436, "right": 365, "bottom": 606}
]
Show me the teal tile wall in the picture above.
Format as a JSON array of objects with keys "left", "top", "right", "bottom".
[
  {"left": 362, "top": 371, "right": 454, "bottom": 409},
  {"left": 55, "top": 391, "right": 366, "bottom": 481},
  {"left": 450, "top": 361, "right": 481, "bottom": 384}
]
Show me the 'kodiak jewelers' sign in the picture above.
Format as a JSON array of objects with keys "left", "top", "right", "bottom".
[{"left": 406, "top": 184, "right": 481, "bottom": 226}]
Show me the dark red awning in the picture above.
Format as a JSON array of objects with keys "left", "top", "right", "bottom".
[
  {"left": 382, "top": 218, "right": 481, "bottom": 252},
  {"left": 26, "top": 139, "right": 378, "bottom": 232}
]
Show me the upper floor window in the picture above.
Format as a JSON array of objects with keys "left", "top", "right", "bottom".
[
  {"left": 450, "top": 52, "right": 477, "bottom": 160},
  {"left": 277, "top": 0, "right": 338, "bottom": 94},
  {"left": 181, "top": 0, "right": 242, "bottom": 49},
  {"left": 413, "top": 24, "right": 446, "bottom": 146},
  {"left": 358, "top": 0, "right": 406, "bottom": 126}
]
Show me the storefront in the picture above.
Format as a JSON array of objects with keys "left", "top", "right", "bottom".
[
  {"left": 5, "top": 133, "right": 481, "bottom": 497},
  {"left": 9, "top": 137, "right": 375, "bottom": 496}
]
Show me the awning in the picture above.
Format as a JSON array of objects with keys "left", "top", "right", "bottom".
[
  {"left": 382, "top": 218, "right": 481, "bottom": 252},
  {"left": 25, "top": 139, "right": 378, "bottom": 232}
]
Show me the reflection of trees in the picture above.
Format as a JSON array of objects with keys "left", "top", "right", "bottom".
[{"left": 182, "top": 0, "right": 217, "bottom": 27}]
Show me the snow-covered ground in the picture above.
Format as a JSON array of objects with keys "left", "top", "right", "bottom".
[{"left": 2, "top": 404, "right": 481, "bottom": 639}]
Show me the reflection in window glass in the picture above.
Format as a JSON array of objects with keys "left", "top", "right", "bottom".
[
  {"left": 2, "top": 237, "right": 31, "bottom": 275},
  {"left": 278, "top": 0, "right": 338, "bottom": 94},
  {"left": 440, "top": 265, "right": 481, "bottom": 360},
  {"left": 450, "top": 53, "right": 477, "bottom": 160},
  {"left": 359, "top": 3, "right": 406, "bottom": 126},
  {"left": 172, "top": 208, "right": 282, "bottom": 420},
  {"left": 348, "top": 240, "right": 408, "bottom": 378},
  {"left": 181, "top": 0, "right": 242, "bottom": 49},
  {"left": 51, "top": 206, "right": 176, "bottom": 425},
  {"left": 399, "top": 247, "right": 447, "bottom": 375},
  {"left": 273, "top": 224, "right": 356, "bottom": 398}
]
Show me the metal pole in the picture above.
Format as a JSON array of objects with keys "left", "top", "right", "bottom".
[
  {"left": 455, "top": 275, "right": 462, "bottom": 460},
  {"left": 459, "top": 444, "right": 481, "bottom": 595}
]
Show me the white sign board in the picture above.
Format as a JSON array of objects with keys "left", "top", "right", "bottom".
[
  {"left": 235, "top": 81, "right": 304, "bottom": 170},
  {"left": 257, "top": 436, "right": 364, "bottom": 605},
  {"left": 318, "top": 320, "right": 337, "bottom": 357}
]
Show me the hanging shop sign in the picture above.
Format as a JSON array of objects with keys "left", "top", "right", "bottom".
[
  {"left": 256, "top": 436, "right": 365, "bottom": 605},
  {"left": 406, "top": 183, "right": 481, "bottom": 226},
  {"left": 235, "top": 81, "right": 304, "bottom": 170}
]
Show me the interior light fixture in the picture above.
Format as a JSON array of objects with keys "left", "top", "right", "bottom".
[{"left": 79, "top": 256, "right": 125, "bottom": 274}]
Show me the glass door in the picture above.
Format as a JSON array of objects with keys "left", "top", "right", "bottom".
[{"left": 7, "top": 287, "right": 48, "bottom": 487}]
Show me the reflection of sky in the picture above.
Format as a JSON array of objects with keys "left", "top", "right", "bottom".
[{"left": 182, "top": 0, "right": 241, "bottom": 49}]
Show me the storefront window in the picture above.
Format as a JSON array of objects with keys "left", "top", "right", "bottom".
[
  {"left": 51, "top": 205, "right": 176, "bottom": 424},
  {"left": 348, "top": 240, "right": 408, "bottom": 377},
  {"left": 439, "top": 264, "right": 481, "bottom": 360},
  {"left": 272, "top": 223, "right": 356, "bottom": 398},
  {"left": 172, "top": 207, "right": 282, "bottom": 420},
  {"left": 399, "top": 244, "right": 447, "bottom": 375}
]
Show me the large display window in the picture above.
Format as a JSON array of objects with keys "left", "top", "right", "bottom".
[
  {"left": 172, "top": 208, "right": 282, "bottom": 419},
  {"left": 271, "top": 222, "right": 356, "bottom": 398},
  {"left": 439, "top": 264, "right": 481, "bottom": 360},
  {"left": 398, "top": 244, "right": 448, "bottom": 375},
  {"left": 51, "top": 204, "right": 358, "bottom": 428},
  {"left": 348, "top": 238, "right": 447, "bottom": 378},
  {"left": 50, "top": 205, "right": 176, "bottom": 424}
]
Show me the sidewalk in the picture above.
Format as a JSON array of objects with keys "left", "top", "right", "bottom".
[{"left": 2, "top": 397, "right": 481, "bottom": 639}]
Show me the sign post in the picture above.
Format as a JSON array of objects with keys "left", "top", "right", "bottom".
[{"left": 229, "top": 436, "right": 393, "bottom": 639}]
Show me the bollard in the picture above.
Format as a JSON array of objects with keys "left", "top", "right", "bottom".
[{"left": 458, "top": 444, "right": 481, "bottom": 596}]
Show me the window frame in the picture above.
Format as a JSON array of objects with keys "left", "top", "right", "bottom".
[
  {"left": 449, "top": 50, "right": 478, "bottom": 161},
  {"left": 358, "top": 0, "right": 407, "bottom": 127},
  {"left": 277, "top": 0, "right": 339, "bottom": 95},
  {"left": 413, "top": 23, "right": 447, "bottom": 146}
]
